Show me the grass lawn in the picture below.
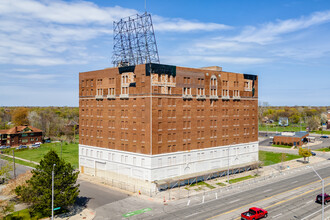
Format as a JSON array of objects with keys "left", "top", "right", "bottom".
[
  {"left": 259, "top": 150, "right": 301, "bottom": 166},
  {"left": 4, "top": 142, "right": 78, "bottom": 169},
  {"left": 259, "top": 125, "right": 304, "bottom": 132},
  {"left": 5, "top": 208, "right": 44, "bottom": 220},
  {"left": 227, "top": 175, "right": 256, "bottom": 184},
  {"left": 316, "top": 147, "right": 330, "bottom": 152},
  {"left": 272, "top": 144, "right": 293, "bottom": 149},
  {"left": 259, "top": 125, "right": 330, "bottom": 134},
  {"left": 216, "top": 182, "right": 226, "bottom": 187},
  {"left": 186, "top": 181, "right": 216, "bottom": 190}
]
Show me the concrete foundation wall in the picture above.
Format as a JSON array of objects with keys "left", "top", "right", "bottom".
[{"left": 79, "top": 141, "right": 258, "bottom": 190}]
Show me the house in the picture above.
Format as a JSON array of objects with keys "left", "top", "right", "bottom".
[
  {"left": 278, "top": 117, "right": 289, "bottom": 126},
  {"left": 79, "top": 63, "right": 258, "bottom": 192},
  {"left": 0, "top": 126, "right": 43, "bottom": 147},
  {"left": 273, "top": 131, "right": 309, "bottom": 147}
]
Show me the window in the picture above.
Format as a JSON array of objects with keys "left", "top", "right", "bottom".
[{"left": 210, "top": 75, "right": 217, "bottom": 97}]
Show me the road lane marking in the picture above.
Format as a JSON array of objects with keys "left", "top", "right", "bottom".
[
  {"left": 187, "top": 200, "right": 190, "bottom": 206},
  {"left": 228, "top": 199, "right": 240, "bottom": 204},
  {"left": 185, "top": 211, "right": 201, "bottom": 218},
  {"left": 272, "top": 213, "right": 282, "bottom": 219},
  {"left": 206, "top": 176, "right": 330, "bottom": 220},
  {"left": 306, "top": 200, "right": 314, "bottom": 204},
  {"left": 264, "top": 183, "right": 330, "bottom": 209},
  {"left": 301, "top": 204, "right": 330, "bottom": 220},
  {"left": 264, "top": 189, "right": 272, "bottom": 192},
  {"left": 292, "top": 180, "right": 298, "bottom": 184}
]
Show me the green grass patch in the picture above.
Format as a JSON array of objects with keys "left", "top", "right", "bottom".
[
  {"left": 189, "top": 181, "right": 215, "bottom": 189},
  {"left": 272, "top": 144, "right": 293, "bottom": 149},
  {"left": 316, "top": 147, "right": 330, "bottom": 152},
  {"left": 216, "top": 182, "right": 226, "bottom": 187},
  {"left": 259, "top": 125, "right": 305, "bottom": 132},
  {"left": 3, "top": 142, "right": 78, "bottom": 169},
  {"left": 227, "top": 175, "right": 255, "bottom": 184},
  {"left": 310, "top": 130, "right": 330, "bottom": 134},
  {"left": 0, "top": 155, "right": 37, "bottom": 168},
  {"left": 4, "top": 208, "right": 44, "bottom": 220},
  {"left": 259, "top": 150, "right": 302, "bottom": 166}
]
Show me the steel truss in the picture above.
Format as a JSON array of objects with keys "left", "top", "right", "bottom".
[{"left": 112, "top": 12, "right": 160, "bottom": 67}]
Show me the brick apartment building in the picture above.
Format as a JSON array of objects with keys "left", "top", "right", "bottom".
[
  {"left": 0, "top": 126, "right": 43, "bottom": 147},
  {"left": 273, "top": 131, "right": 309, "bottom": 147},
  {"left": 79, "top": 63, "right": 258, "bottom": 191}
]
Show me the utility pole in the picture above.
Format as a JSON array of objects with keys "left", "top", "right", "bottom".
[
  {"left": 12, "top": 149, "right": 16, "bottom": 179},
  {"left": 227, "top": 147, "right": 230, "bottom": 183},
  {"left": 52, "top": 164, "right": 56, "bottom": 220}
]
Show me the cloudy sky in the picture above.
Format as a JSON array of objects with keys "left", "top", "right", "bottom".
[{"left": 0, "top": 0, "right": 330, "bottom": 106}]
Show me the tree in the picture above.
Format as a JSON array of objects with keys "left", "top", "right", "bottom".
[
  {"left": 15, "top": 150, "right": 79, "bottom": 216},
  {"left": 298, "top": 147, "right": 312, "bottom": 163},
  {"left": 12, "top": 107, "right": 29, "bottom": 126},
  {"left": 0, "top": 161, "right": 13, "bottom": 183},
  {"left": 306, "top": 116, "right": 320, "bottom": 131}
]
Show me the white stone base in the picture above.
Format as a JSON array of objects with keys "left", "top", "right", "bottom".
[{"left": 79, "top": 142, "right": 258, "bottom": 190}]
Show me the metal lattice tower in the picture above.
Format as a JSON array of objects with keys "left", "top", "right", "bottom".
[{"left": 112, "top": 12, "right": 160, "bottom": 67}]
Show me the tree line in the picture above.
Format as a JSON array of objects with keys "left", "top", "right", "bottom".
[
  {"left": 0, "top": 107, "right": 79, "bottom": 141},
  {"left": 258, "top": 103, "right": 329, "bottom": 131}
]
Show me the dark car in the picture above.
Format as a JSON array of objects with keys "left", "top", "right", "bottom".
[
  {"left": 311, "top": 151, "right": 316, "bottom": 156},
  {"left": 316, "top": 193, "right": 330, "bottom": 205},
  {"left": 320, "top": 135, "right": 329, "bottom": 138}
]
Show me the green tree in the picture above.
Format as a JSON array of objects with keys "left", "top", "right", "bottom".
[
  {"left": 306, "top": 116, "right": 320, "bottom": 131},
  {"left": 0, "top": 161, "right": 13, "bottom": 182},
  {"left": 15, "top": 150, "right": 79, "bottom": 216},
  {"left": 298, "top": 147, "right": 312, "bottom": 163}
]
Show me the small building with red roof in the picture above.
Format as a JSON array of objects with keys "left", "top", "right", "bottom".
[{"left": 0, "top": 126, "right": 43, "bottom": 147}]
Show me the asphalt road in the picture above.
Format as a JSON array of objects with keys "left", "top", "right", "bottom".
[
  {"left": 142, "top": 164, "right": 330, "bottom": 220},
  {"left": 77, "top": 180, "right": 129, "bottom": 210},
  {"left": 0, "top": 158, "right": 31, "bottom": 178}
]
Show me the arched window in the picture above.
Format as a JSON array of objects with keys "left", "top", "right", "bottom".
[{"left": 210, "top": 75, "right": 218, "bottom": 98}]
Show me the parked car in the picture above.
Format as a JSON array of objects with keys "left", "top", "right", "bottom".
[
  {"left": 29, "top": 144, "right": 40, "bottom": 149},
  {"left": 34, "top": 142, "right": 42, "bottom": 145},
  {"left": 311, "top": 151, "right": 316, "bottom": 156},
  {"left": 315, "top": 193, "right": 330, "bottom": 205},
  {"left": 16, "top": 145, "right": 28, "bottom": 150},
  {"left": 320, "top": 135, "right": 329, "bottom": 138},
  {"left": 45, "top": 140, "right": 51, "bottom": 143},
  {"left": 0, "top": 145, "right": 10, "bottom": 149},
  {"left": 241, "top": 207, "right": 268, "bottom": 220}
]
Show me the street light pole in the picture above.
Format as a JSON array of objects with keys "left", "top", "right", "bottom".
[
  {"left": 52, "top": 164, "right": 56, "bottom": 220},
  {"left": 308, "top": 165, "right": 324, "bottom": 220},
  {"left": 227, "top": 146, "right": 230, "bottom": 183}
]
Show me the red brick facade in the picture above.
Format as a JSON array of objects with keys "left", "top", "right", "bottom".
[{"left": 79, "top": 64, "right": 258, "bottom": 155}]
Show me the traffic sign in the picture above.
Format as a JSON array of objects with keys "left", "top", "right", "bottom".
[{"left": 53, "top": 207, "right": 61, "bottom": 211}]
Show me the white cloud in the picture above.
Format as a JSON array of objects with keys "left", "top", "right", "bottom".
[
  {"left": 233, "top": 10, "right": 330, "bottom": 45},
  {"left": 0, "top": 73, "right": 58, "bottom": 80},
  {"left": 0, "top": 0, "right": 137, "bottom": 25},
  {"left": 153, "top": 16, "right": 231, "bottom": 32}
]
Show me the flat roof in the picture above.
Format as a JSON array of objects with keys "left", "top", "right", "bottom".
[{"left": 275, "top": 131, "right": 309, "bottom": 138}]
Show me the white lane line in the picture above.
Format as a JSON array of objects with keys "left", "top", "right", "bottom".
[
  {"left": 306, "top": 200, "right": 314, "bottom": 204},
  {"left": 301, "top": 205, "right": 330, "bottom": 220},
  {"left": 272, "top": 213, "right": 282, "bottom": 219},
  {"left": 185, "top": 212, "right": 201, "bottom": 218},
  {"left": 228, "top": 199, "right": 240, "bottom": 204},
  {"left": 264, "top": 189, "right": 272, "bottom": 192},
  {"left": 292, "top": 180, "right": 298, "bottom": 184},
  {"left": 187, "top": 200, "right": 190, "bottom": 206}
]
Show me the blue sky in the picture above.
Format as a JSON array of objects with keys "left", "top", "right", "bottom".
[{"left": 0, "top": 0, "right": 330, "bottom": 106}]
